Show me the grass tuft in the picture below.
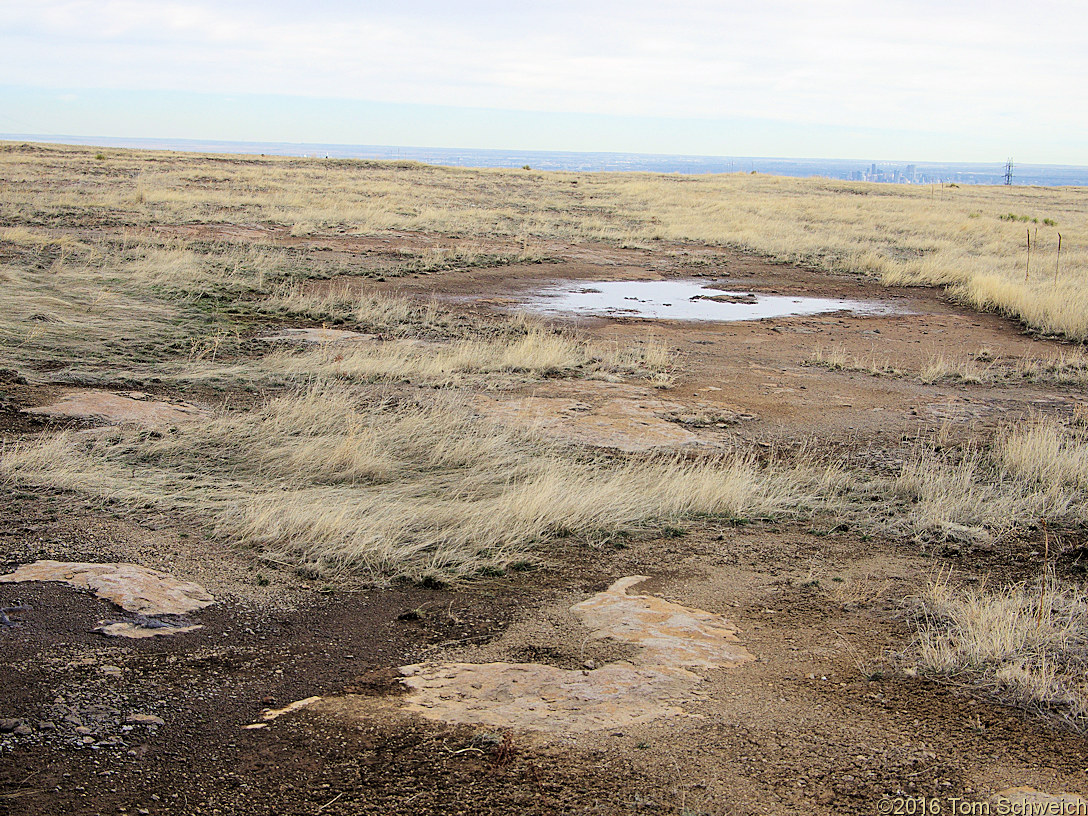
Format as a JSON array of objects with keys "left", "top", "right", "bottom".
[
  {"left": 913, "top": 571, "right": 1088, "bottom": 726},
  {"left": 0, "top": 384, "right": 824, "bottom": 580}
]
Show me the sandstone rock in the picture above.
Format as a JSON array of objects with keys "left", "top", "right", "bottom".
[
  {"left": 393, "top": 575, "right": 753, "bottom": 733},
  {"left": 472, "top": 394, "right": 706, "bottom": 452},
  {"left": 0, "top": 561, "right": 214, "bottom": 616},
  {"left": 258, "top": 696, "right": 323, "bottom": 722},
  {"left": 570, "top": 575, "right": 753, "bottom": 669},
  {"left": 94, "top": 620, "right": 204, "bottom": 639},
  {"left": 23, "top": 390, "right": 204, "bottom": 426},
  {"left": 399, "top": 661, "right": 697, "bottom": 733}
]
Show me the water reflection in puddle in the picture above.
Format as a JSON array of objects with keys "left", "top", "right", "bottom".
[{"left": 521, "top": 279, "right": 896, "bottom": 322}]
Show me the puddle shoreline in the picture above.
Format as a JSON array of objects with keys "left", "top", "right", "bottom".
[{"left": 517, "top": 278, "right": 898, "bottom": 322}]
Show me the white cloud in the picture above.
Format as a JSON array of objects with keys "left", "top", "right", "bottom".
[{"left": 2, "top": 0, "right": 1085, "bottom": 158}]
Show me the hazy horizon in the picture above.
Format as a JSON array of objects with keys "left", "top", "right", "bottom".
[
  {"left": 9, "top": 132, "right": 1087, "bottom": 187},
  {"left": 8, "top": 130, "right": 1088, "bottom": 170}
]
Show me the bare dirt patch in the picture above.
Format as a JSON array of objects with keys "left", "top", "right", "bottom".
[
  {"left": 5, "top": 216, "right": 1088, "bottom": 814},
  {"left": 472, "top": 387, "right": 710, "bottom": 451},
  {"left": 310, "top": 238, "right": 1072, "bottom": 449}
]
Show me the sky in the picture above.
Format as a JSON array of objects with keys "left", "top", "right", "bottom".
[{"left": 1, "top": 0, "right": 1086, "bottom": 164}]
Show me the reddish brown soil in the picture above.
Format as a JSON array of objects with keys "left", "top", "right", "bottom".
[
  {"left": 3, "top": 229, "right": 1087, "bottom": 815},
  {"left": 347, "top": 239, "right": 1080, "bottom": 446}
]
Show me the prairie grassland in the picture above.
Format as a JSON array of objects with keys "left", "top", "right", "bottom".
[
  {"left": 6, "top": 142, "right": 1088, "bottom": 728},
  {"left": 4, "top": 144, "right": 1088, "bottom": 555},
  {"left": 257, "top": 282, "right": 490, "bottom": 337},
  {"left": 0, "top": 234, "right": 197, "bottom": 371},
  {"left": 4, "top": 141, "right": 1086, "bottom": 338},
  {"left": 882, "top": 419, "right": 1088, "bottom": 545},
  {"left": 249, "top": 287, "right": 673, "bottom": 384},
  {"left": 0, "top": 221, "right": 667, "bottom": 389},
  {"left": 184, "top": 327, "right": 672, "bottom": 390},
  {"left": 914, "top": 572, "right": 1088, "bottom": 726},
  {"left": 0, "top": 224, "right": 311, "bottom": 372},
  {"left": 806, "top": 344, "right": 1088, "bottom": 388},
  {"left": 0, "top": 384, "right": 833, "bottom": 579}
]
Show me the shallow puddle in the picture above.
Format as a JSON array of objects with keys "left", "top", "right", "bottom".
[{"left": 521, "top": 279, "right": 895, "bottom": 321}]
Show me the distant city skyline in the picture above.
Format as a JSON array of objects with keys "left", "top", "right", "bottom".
[{"left": 2, "top": 1, "right": 1085, "bottom": 165}]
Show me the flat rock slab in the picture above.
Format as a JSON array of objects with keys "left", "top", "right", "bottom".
[
  {"left": 398, "top": 661, "right": 697, "bottom": 733},
  {"left": 259, "top": 328, "right": 377, "bottom": 344},
  {"left": 24, "top": 390, "right": 204, "bottom": 426},
  {"left": 260, "top": 696, "right": 323, "bottom": 722},
  {"left": 473, "top": 394, "right": 706, "bottom": 451},
  {"left": 94, "top": 621, "right": 204, "bottom": 638},
  {"left": 571, "top": 575, "right": 752, "bottom": 669},
  {"left": 392, "top": 576, "right": 753, "bottom": 733},
  {"left": 0, "top": 560, "right": 215, "bottom": 617}
]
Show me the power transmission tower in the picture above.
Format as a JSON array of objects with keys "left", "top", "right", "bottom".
[{"left": 1004, "top": 158, "right": 1014, "bottom": 186}]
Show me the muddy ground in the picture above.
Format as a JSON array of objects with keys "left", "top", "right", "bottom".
[{"left": 3, "top": 230, "right": 1087, "bottom": 815}]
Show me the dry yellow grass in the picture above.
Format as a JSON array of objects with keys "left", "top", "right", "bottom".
[
  {"left": 914, "top": 571, "right": 1088, "bottom": 726},
  {"left": 807, "top": 344, "right": 1088, "bottom": 388},
  {"left": 191, "top": 326, "right": 672, "bottom": 390},
  {"left": 0, "top": 218, "right": 668, "bottom": 389},
  {"left": 883, "top": 420, "right": 1088, "bottom": 545},
  {"left": 996, "top": 418, "right": 1088, "bottom": 488},
  {"left": 3, "top": 141, "right": 1086, "bottom": 339},
  {"left": 805, "top": 345, "right": 904, "bottom": 377},
  {"left": 0, "top": 384, "right": 831, "bottom": 579},
  {"left": 918, "top": 355, "right": 993, "bottom": 385}
]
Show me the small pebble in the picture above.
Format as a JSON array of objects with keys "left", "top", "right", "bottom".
[{"left": 126, "top": 714, "right": 165, "bottom": 726}]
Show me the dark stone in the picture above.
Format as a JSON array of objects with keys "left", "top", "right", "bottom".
[{"left": 0, "top": 718, "right": 21, "bottom": 733}]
